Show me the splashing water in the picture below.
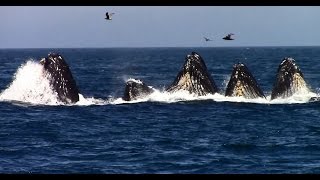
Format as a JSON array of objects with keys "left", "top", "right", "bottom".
[
  {"left": 74, "top": 94, "right": 108, "bottom": 106},
  {"left": 0, "top": 60, "right": 63, "bottom": 105}
]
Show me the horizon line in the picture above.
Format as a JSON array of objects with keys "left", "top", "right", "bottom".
[{"left": 1, "top": 45, "right": 320, "bottom": 49}]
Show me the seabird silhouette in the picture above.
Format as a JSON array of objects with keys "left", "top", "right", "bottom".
[
  {"left": 105, "top": 12, "right": 115, "bottom": 20},
  {"left": 223, "top": 33, "right": 235, "bottom": 40},
  {"left": 204, "top": 37, "right": 213, "bottom": 42}
]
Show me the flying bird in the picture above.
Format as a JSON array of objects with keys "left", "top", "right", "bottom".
[
  {"left": 204, "top": 37, "right": 213, "bottom": 42},
  {"left": 223, "top": 33, "right": 235, "bottom": 40},
  {"left": 105, "top": 12, "right": 115, "bottom": 20}
]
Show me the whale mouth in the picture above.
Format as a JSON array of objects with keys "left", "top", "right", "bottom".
[
  {"left": 271, "top": 57, "right": 309, "bottom": 100},
  {"left": 166, "top": 52, "right": 218, "bottom": 96},
  {"left": 225, "top": 63, "right": 265, "bottom": 99}
]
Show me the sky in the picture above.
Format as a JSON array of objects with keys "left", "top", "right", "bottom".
[{"left": 1, "top": 6, "right": 320, "bottom": 48}]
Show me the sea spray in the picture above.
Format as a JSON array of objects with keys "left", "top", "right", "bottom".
[{"left": 0, "top": 60, "right": 61, "bottom": 105}]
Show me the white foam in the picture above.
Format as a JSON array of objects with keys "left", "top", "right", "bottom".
[
  {"left": 0, "top": 60, "right": 62, "bottom": 105},
  {"left": 267, "top": 88, "right": 317, "bottom": 104},
  {"left": 126, "top": 78, "right": 143, "bottom": 84},
  {"left": 73, "top": 94, "right": 108, "bottom": 106}
]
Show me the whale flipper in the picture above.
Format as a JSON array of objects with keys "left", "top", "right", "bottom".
[
  {"left": 225, "top": 63, "right": 265, "bottom": 99},
  {"left": 271, "top": 57, "right": 309, "bottom": 100},
  {"left": 122, "top": 79, "right": 154, "bottom": 101},
  {"left": 166, "top": 52, "right": 218, "bottom": 96},
  {"left": 40, "top": 53, "right": 80, "bottom": 104}
]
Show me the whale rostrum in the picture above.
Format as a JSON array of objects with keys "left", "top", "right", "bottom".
[
  {"left": 166, "top": 52, "right": 219, "bottom": 96},
  {"left": 40, "top": 53, "right": 80, "bottom": 104}
]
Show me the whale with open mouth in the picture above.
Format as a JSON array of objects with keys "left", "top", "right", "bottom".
[
  {"left": 270, "top": 57, "right": 309, "bottom": 100},
  {"left": 40, "top": 53, "right": 80, "bottom": 104},
  {"left": 225, "top": 63, "right": 265, "bottom": 99},
  {"left": 166, "top": 52, "right": 219, "bottom": 96},
  {"left": 122, "top": 79, "right": 155, "bottom": 101}
]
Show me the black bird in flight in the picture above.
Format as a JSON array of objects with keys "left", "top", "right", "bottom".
[
  {"left": 204, "top": 37, "right": 213, "bottom": 42},
  {"left": 105, "top": 12, "right": 115, "bottom": 20},
  {"left": 223, "top": 33, "right": 235, "bottom": 40}
]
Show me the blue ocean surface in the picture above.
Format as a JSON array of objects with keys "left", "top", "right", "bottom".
[{"left": 1, "top": 47, "right": 320, "bottom": 174}]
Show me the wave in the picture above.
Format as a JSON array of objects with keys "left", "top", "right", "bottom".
[{"left": 0, "top": 60, "right": 319, "bottom": 106}]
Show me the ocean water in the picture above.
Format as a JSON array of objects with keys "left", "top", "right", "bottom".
[{"left": 1, "top": 47, "right": 320, "bottom": 174}]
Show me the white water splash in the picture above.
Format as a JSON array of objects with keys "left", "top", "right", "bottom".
[
  {"left": 74, "top": 94, "right": 108, "bottom": 106},
  {"left": 266, "top": 87, "right": 318, "bottom": 104},
  {"left": 126, "top": 78, "right": 143, "bottom": 84},
  {"left": 0, "top": 60, "right": 62, "bottom": 105}
]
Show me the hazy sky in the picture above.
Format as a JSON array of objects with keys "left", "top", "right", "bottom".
[{"left": 1, "top": 6, "right": 320, "bottom": 48}]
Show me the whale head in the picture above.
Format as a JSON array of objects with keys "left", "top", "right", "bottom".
[
  {"left": 40, "top": 52, "right": 80, "bottom": 104},
  {"left": 225, "top": 63, "right": 265, "bottom": 99},
  {"left": 122, "top": 79, "right": 154, "bottom": 101},
  {"left": 271, "top": 57, "right": 309, "bottom": 100},
  {"left": 166, "top": 52, "right": 218, "bottom": 96}
]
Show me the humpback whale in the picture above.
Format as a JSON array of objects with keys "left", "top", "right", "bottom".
[
  {"left": 271, "top": 57, "right": 309, "bottom": 100},
  {"left": 122, "top": 79, "right": 154, "bottom": 101},
  {"left": 40, "top": 53, "right": 80, "bottom": 104},
  {"left": 225, "top": 63, "right": 265, "bottom": 99},
  {"left": 166, "top": 52, "right": 219, "bottom": 96}
]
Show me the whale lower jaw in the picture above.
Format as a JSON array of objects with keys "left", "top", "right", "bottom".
[
  {"left": 166, "top": 71, "right": 216, "bottom": 96},
  {"left": 166, "top": 52, "right": 218, "bottom": 96},
  {"left": 271, "top": 57, "right": 309, "bottom": 100},
  {"left": 292, "top": 73, "right": 308, "bottom": 92},
  {"left": 271, "top": 72, "right": 309, "bottom": 99},
  {"left": 40, "top": 53, "right": 80, "bottom": 104},
  {"left": 122, "top": 79, "right": 154, "bottom": 101},
  {"left": 225, "top": 63, "right": 265, "bottom": 99},
  {"left": 226, "top": 80, "right": 265, "bottom": 99}
]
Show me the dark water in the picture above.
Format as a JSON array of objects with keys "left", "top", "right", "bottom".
[{"left": 1, "top": 47, "right": 320, "bottom": 174}]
